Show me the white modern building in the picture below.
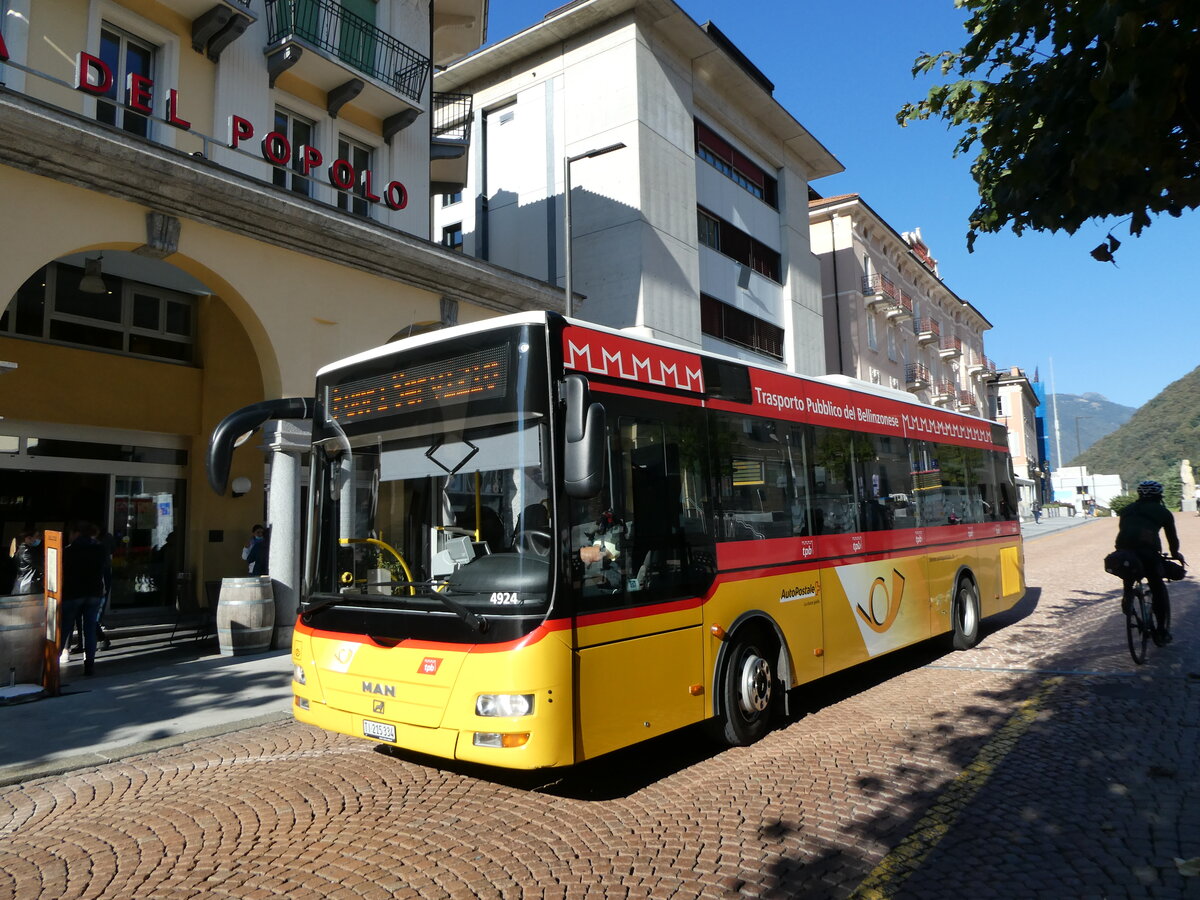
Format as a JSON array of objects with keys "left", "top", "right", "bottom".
[
  {"left": 1052, "top": 467, "right": 1124, "bottom": 512},
  {"left": 807, "top": 194, "right": 995, "bottom": 416},
  {"left": 432, "top": 0, "right": 842, "bottom": 373}
]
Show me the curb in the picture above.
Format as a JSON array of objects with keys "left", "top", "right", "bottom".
[{"left": 0, "top": 710, "right": 292, "bottom": 787}]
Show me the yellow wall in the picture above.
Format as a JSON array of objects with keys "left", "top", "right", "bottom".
[{"left": 0, "top": 163, "right": 487, "bottom": 605}]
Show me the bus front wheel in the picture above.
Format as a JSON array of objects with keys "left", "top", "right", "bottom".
[
  {"left": 716, "top": 634, "right": 777, "bottom": 746},
  {"left": 951, "top": 578, "right": 981, "bottom": 650}
]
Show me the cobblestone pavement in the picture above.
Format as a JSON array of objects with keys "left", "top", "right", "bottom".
[{"left": 1, "top": 516, "right": 1197, "bottom": 899}]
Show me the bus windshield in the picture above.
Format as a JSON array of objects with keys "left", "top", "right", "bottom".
[{"left": 304, "top": 325, "right": 554, "bottom": 641}]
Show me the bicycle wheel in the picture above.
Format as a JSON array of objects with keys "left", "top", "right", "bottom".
[
  {"left": 1150, "top": 587, "right": 1169, "bottom": 647},
  {"left": 1127, "top": 585, "right": 1150, "bottom": 665}
]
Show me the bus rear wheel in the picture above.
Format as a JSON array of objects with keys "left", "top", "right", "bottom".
[
  {"left": 716, "top": 635, "right": 777, "bottom": 746},
  {"left": 951, "top": 578, "right": 981, "bottom": 650}
]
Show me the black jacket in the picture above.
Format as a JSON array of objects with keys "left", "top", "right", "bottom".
[
  {"left": 1115, "top": 497, "right": 1179, "bottom": 556},
  {"left": 62, "top": 537, "right": 108, "bottom": 600}
]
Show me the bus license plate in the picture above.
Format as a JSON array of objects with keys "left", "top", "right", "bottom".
[{"left": 362, "top": 719, "right": 396, "bottom": 743}]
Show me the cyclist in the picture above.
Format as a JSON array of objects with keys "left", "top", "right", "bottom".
[{"left": 1115, "top": 480, "right": 1185, "bottom": 643}]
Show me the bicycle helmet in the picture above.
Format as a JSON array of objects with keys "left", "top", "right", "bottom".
[{"left": 1136, "top": 480, "right": 1164, "bottom": 499}]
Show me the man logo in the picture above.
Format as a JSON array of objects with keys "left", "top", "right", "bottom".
[
  {"left": 372, "top": 699, "right": 385, "bottom": 714},
  {"left": 362, "top": 681, "right": 396, "bottom": 697}
]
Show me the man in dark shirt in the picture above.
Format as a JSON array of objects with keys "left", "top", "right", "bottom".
[
  {"left": 62, "top": 522, "right": 109, "bottom": 676},
  {"left": 1115, "top": 481, "right": 1185, "bottom": 643}
]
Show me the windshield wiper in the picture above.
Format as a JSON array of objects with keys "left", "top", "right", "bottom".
[
  {"left": 302, "top": 585, "right": 489, "bottom": 633},
  {"left": 301, "top": 593, "right": 347, "bottom": 620}
]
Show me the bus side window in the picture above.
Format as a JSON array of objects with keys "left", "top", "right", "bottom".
[
  {"left": 994, "top": 452, "right": 1019, "bottom": 521},
  {"left": 710, "top": 413, "right": 793, "bottom": 540},
  {"left": 571, "top": 406, "right": 714, "bottom": 611},
  {"left": 621, "top": 413, "right": 714, "bottom": 599},
  {"left": 809, "top": 425, "right": 861, "bottom": 535}
]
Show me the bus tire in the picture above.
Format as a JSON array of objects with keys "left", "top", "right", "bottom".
[
  {"left": 716, "top": 633, "right": 777, "bottom": 746},
  {"left": 951, "top": 577, "right": 981, "bottom": 650}
]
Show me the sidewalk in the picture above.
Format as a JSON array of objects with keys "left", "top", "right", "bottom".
[
  {"left": 0, "top": 635, "right": 292, "bottom": 786},
  {"left": 1021, "top": 511, "right": 1103, "bottom": 541}
]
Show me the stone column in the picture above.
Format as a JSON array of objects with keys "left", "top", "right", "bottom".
[{"left": 261, "top": 420, "right": 311, "bottom": 649}]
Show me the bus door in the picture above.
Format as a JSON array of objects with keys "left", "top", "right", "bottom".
[{"left": 570, "top": 408, "right": 713, "bottom": 760}]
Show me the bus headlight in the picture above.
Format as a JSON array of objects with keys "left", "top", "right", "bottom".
[
  {"left": 293, "top": 664, "right": 307, "bottom": 685},
  {"left": 475, "top": 693, "right": 535, "bottom": 717}
]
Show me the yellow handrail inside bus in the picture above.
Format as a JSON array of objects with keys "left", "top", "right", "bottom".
[{"left": 339, "top": 537, "right": 415, "bottom": 595}]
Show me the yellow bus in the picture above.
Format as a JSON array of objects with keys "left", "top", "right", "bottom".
[{"left": 210, "top": 312, "right": 1024, "bottom": 768}]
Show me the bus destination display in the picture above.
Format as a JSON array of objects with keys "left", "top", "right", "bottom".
[{"left": 328, "top": 346, "right": 509, "bottom": 423}]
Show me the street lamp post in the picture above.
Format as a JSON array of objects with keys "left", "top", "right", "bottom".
[
  {"left": 1074, "top": 415, "right": 1091, "bottom": 514},
  {"left": 563, "top": 141, "right": 626, "bottom": 317}
]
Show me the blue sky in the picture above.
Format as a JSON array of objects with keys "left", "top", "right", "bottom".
[{"left": 482, "top": 1, "right": 1198, "bottom": 409}]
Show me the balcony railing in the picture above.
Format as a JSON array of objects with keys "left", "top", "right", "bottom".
[
  {"left": 433, "top": 92, "right": 473, "bottom": 143},
  {"left": 265, "top": 0, "right": 428, "bottom": 104},
  {"left": 862, "top": 273, "right": 897, "bottom": 307},
  {"left": 914, "top": 317, "right": 940, "bottom": 342},
  {"left": 886, "top": 292, "right": 914, "bottom": 320},
  {"left": 957, "top": 389, "right": 976, "bottom": 408},
  {"left": 933, "top": 380, "right": 956, "bottom": 396},
  {"left": 905, "top": 363, "right": 930, "bottom": 388},
  {"left": 939, "top": 336, "right": 962, "bottom": 358}
]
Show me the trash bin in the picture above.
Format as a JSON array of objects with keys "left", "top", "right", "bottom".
[
  {"left": 0, "top": 594, "right": 46, "bottom": 691},
  {"left": 215, "top": 576, "right": 275, "bottom": 656}
]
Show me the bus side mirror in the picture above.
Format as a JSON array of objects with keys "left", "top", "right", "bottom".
[{"left": 563, "top": 374, "right": 605, "bottom": 498}]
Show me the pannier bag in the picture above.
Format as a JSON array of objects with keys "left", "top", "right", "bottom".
[
  {"left": 1161, "top": 557, "right": 1187, "bottom": 582},
  {"left": 1103, "top": 550, "right": 1142, "bottom": 580}
]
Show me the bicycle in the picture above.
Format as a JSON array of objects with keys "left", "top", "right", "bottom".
[{"left": 1123, "top": 555, "right": 1177, "bottom": 665}]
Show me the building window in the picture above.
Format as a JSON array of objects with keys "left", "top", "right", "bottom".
[
  {"left": 442, "top": 191, "right": 463, "bottom": 206},
  {"left": 271, "top": 108, "right": 315, "bottom": 197},
  {"left": 701, "top": 294, "right": 783, "bottom": 361},
  {"left": 887, "top": 327, "right": 897, "bottom": 362},
  {"left": 695, "top": 121, "right": 778, "bottom": 208},
  {"left": 2, "top": 262, "right": 195, "bottom": 364},
  {"left": 866, "top": 314, "right": 877, "bottom": 351},
  {"left": 697, "top": 209, "right": 720, "bottom": 251},
  {"left": 996, "top": 394, "right": 1005, "bottom": 417},
  {"left": 336, "top": 136, "right": 373, "bottom": 217},
  {"left": 442, "top": 224, "right": 463, "bottom": 252},
  {"left": 696, "top": 207, "right": 781, "bottom": 282},
  {"left": 96, "top": 24, "right": 155, "bottom": 138}
]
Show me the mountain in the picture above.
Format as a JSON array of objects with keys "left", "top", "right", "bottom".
[
  {"left": 1043, "top": 393, "right": 1137, "bottom": 469},
  {"left": 1073, "top": 366, "right": 1200, "bottom": 491}
]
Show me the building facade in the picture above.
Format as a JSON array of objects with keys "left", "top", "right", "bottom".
[
  {"left": 993, "top": 366, "right": 1041, "bottom": 518},
  {"left": 808, "top": 194, "right": 995, "bottom": 416},
  {"left": 431, "top": 0, "right": 842, "bottom": 374},
  {"left": 0, "top": 0, "right": 567, "bottom": 619}
]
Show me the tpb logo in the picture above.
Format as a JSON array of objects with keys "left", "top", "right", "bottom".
[{"left": 418, "top": 657, "right": 442, "bottom": 675}]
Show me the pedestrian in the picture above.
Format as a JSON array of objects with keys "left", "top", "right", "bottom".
[
  {"left": 11, "top": 530, "right": 44, "bottom": 594},
  {"left": 61, "top": 522, "right": 108, "bottom": 676},
  {"left": 1032, "top": 503, "right": 1042, "bottom": 524},
  {"left": 1194, "top": 484, "right": 1200, "bottom": 516},
  {"left": 242, "top": 524, "right": 267, "bottom": 576}
]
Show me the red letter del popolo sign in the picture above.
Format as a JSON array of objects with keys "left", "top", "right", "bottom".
[{"left": 71, "top": 49, "right": 407, "bottom": 209}]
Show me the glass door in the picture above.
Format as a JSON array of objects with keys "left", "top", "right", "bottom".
[{"left": 110, "top": 476, "right": 186, "bottom": 610}]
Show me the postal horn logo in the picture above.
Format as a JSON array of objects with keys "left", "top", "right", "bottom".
[{"left": 856, "top": 569, "right": 906, "bottom": 633}]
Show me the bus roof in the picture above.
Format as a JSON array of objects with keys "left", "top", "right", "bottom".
[{"left": 317, "top": 312, "right": 999, "bottom": 437}]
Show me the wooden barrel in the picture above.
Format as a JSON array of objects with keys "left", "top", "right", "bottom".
[{"left": 216, "top": 577, "right": 275, "bottom": 656}]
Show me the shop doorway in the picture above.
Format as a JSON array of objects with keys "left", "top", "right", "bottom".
[{"left": 1, "top": 468, "right": 185, "bottom": 612}]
